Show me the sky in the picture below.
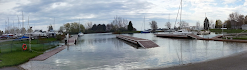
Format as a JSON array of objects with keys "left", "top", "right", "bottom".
[{"left": 0, "top": 0, "right": 247, "bottom": 31}]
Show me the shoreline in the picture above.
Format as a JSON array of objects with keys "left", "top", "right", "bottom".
[{"left": 141, "top": 51, "right": 247, "bottom": 70}]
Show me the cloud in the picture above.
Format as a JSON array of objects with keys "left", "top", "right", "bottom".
[{"left": 0, "top": 0, "right": 247, "bottom": 31}]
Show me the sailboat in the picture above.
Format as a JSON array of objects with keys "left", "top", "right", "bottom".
[
  {"left": 141, "top": 16, "right": 150, "bottom": 33},
  {"left": 78, "top": 19, "right": 84, "bottom": 37}
]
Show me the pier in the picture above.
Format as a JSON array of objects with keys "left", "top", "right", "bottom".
[
  {"left": 116, "top": 35, "right": 159, "bottom": 48},
  {"left": 155, "top": 34, "right": 247, "bottom": 43},
  {"left": 31, "top": 35, "right": 78, "bottom": 61}
]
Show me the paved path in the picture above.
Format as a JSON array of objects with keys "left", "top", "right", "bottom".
[
  {"left": 142, "top": 51, "right": 247, "bottom": 70},
  {"left": 0, "top": 39, "right": 14, "bottom": 43},
  {"left": 0, "top": 66, "right": 20, "bottom": 70}
]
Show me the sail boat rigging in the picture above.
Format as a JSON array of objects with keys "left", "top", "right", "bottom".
[{"left": 141, "top": 16, "right": 150, "bottom": 33}]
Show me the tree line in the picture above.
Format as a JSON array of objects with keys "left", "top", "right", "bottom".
[
  {"left": 59, "top": 16, "right": 136, "bottom": 34},
  {"left": 215, "top": 12, "right": 247, "bottom": 29}
]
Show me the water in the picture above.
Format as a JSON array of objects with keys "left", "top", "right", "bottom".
[{"left": 21, "top": 33, "right": 247, "bottom": 70}]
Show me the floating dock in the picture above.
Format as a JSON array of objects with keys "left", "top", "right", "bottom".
[
  {"left": 155, "top": 34, "right": 247, "bottom": 43},
  {"left": 155, "top": 34, "right": 212, "bottom": 40},
  {"left": 116, "top": 35, "right": 159, "bottom": 48}
]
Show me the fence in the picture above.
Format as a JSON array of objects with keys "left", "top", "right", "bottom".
[{"left": 0, "top": 40, "right": 60, "bottom": 53}]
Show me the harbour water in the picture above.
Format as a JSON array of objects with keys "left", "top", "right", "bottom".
[{"left": 21, "top": 33, "right": 247, "bottom": 70}]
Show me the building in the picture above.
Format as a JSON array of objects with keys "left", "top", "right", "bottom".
[
  {"left": 204, "top": 17, "right": 209, "bottom": 30},
  {"left": 242, "top": 24, "right": 247, "bottom": 30}
]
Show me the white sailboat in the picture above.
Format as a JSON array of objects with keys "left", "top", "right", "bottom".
[
  {"left": 141, "top": 16, "right": 150, "bottom": 33},
  {"left": 78, "top": 18, "right": 84, "bottom": 37}
]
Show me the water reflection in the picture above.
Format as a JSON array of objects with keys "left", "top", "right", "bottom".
[{"left": 21, "top": 33, "right": 247, "bottom": 70}]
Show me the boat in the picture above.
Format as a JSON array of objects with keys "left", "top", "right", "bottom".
[
  {"left": 78, "top": 32, "right": 84, "bottom": 37},
  {"left": 172, "top": 29, "right": 193, "bottom": 35},
  {"left": 141, "top": 30, "right": 150, "bottom": 33},
  {"left": 197, "top": 30, "right": 210, "bottom": 35}
]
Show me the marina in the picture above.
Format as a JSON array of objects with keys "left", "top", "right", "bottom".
[{"left": 20, "top": 33, "right": 247, "bottom": 70}]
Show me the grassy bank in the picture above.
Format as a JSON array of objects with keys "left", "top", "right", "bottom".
[
  {"left": 0, "top": 51, "right": 41, "bottom": 67},
  {"left": 0, "top": 37, "right": 60, "bottom": 68},
  {"left": 210, "top": 29, "right": 245, "bottom": 33}
]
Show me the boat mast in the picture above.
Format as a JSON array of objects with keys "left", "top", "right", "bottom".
[
  {"left": 54, "top": 17, "right": 55, "bottom": 31},
  {"left": 22, "top": 11, "right": 24, "bottom": 29},
  {"left": 8, "top": 17, "right": 9, "bottom": 34},
  {"left": 180, "top": 0, "right": 182, "bottom": 29},
  {"left": 79, "top": 18, "right": 80, "bottom": 32},
  {"left": 17, "top": 15, "right": 20, "bottom": 33},
  {"left": 144, "top": 16, "right": 145, "bottom": 30},
  {"left": 5, "top": 20, "right": 6, "bottom": 33}
]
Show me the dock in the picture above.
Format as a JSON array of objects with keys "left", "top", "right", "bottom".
[
  {"left": 155, "top": 34, "right": 247, "bottom": 43},
  {"left": 31, "top": 35, "right": 78, "bottom": 61},
  {"left": 116, "top": 35, "right": 159, "bottom": 48}
]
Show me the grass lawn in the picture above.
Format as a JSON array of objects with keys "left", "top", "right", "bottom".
[
  {"left": 210, "top": 29, "right": 246, "bottom": 33},
  {"left": 0, "top": 51, "right": 41, "bottom": 68},
  {"left": 0, "top": 37, "right": 60, "bottom": 68}
]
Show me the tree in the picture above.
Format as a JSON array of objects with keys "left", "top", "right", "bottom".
[
  {"left": 179, "top": 21, "right": 189, "bottom": 28},
  {"left": 228, "top": 12, "right": 245, "bottom": 29},
  {"left": 196, "top": 21, "right": 200, "bottom": 30},
  {"left": 128, "top": 21, "right": 134, "bottom": 31},
  {"left": 62, "top": 22, "right": 85, "bottom": 33},
  {"left": 165, "top": 22, "right": 171, "bottom": 29},
  {"left": 149, "top": 21, "right": 158, "bottom": 32},
  {"left": 0, "top": 30, "right": 3, "bottom": 35},
  {"left": 215, "top": 20, "right": 222, "bottom": 28},
  {"left": 48, "top": 25, "right": 53, "bottom": 31},
  {"left": 204, "top": 17, "right": 209, "bottom": 30},
  {"left": 20, "top": 27, "right": 26, "bottom": 34},
  {"left": 110, "top": 15, "right": 128, "bottom": 31},
  {"left": 86, "top": 22, "right": 93, "bottom": 29},
  {"left": 225, "top": 20, "right": 231, "bottom": 28},
  {"left": 27, "top": 28, "right": 33, "bottom": 33},
  {"left": 79, "top": 24, "right": 85, "bottom": 32},
  {"left": 210, "top": 20, "right": 214, "bottom": 29},
  {"left": 64, "top": 23, "right": 70, "bottom": 32},
  {"left": 59, "top": 26, "right": 64, "bottom": 32},
  {"left": 245, "top": 15, "right": 247, "bottom": 24}
]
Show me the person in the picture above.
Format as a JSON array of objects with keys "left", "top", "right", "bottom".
[{"left": 65, "top": 33, "right": 69, "bottom": 45}]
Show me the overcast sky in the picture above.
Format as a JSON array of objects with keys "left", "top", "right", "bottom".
[{"left": 0, "top": 0, "right": 247, "bottom": 31}]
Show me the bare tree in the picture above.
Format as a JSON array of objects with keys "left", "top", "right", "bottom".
[
  {"left": 210, "top": 20, "right": 214, "bottom": 29},
  {"left": 27, "top": 28, "right": 33, "bottom": 33},
  {"left": 229, "top": 12, "right": 245, "bottom": 29},
  {"left": 110, "top": 15, "right": 128, "bottom": 30},
  {"left": 150, "top": 21, "right": 158, "bottom": 32},
  {"left": 20, "top": 27, "right": 26, "bottom": 34},
  {"left": 179, "top": 21, "right": 189, "bottom": 28},
  {"left": 165, "top": 22, "right": 171, "bottom": 29},
  {"left": 59, "top": 26, "right": 64, "bottom": 32},
  {"left": 196, "top": 21, "right": 200, "bottom": 30},
  {"left": 86, "top": 22, "right": 93, "bottom": 29}
]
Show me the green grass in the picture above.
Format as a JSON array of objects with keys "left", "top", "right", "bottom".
[
  {"left": 0, "top": 51, "right": 41, "bottom": 68},
  {"left": 233, "top": 38, "right": 247, "bottom": 40},
  {"left": 0, "top": 38, "right": 59, "bottom": 68},
  {"left": 210, "top": 29, "right": 245, "bottom": 33},
  {"left": 0, "top": 38, "right": 57, "bottom": 45}
]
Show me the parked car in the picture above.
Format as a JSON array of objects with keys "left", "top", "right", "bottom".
[{"left": 0, "top": 35, "right": 8, "bottom": 40}]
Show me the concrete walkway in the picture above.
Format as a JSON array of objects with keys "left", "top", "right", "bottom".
[
  {"left": 0, "top": 66, "right": 20, "bottom": 70},
  {"left": 142, "top": 51, "right": 247, "bottom": 70}
]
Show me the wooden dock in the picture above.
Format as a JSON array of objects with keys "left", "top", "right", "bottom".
[
  {"left": 31, "top": 35, "right": 78, "bottom": 61},
  {"left": 155, "top": 34, "right": 189, "bottom": 38},
  {"left": 116, "top": 35, "right": 159, "bottom": 48},
  {"left": 155, "top": 34, "right": 247, "bottom": 43}
]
